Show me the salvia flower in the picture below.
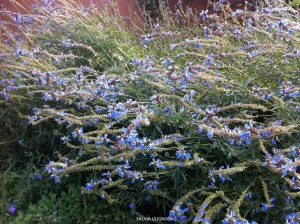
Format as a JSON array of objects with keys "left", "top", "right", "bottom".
[{"left": 8, "top": 205, "right": 16, "bottom": 214}]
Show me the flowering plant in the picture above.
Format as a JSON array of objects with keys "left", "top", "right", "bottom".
[{"left": 1, "top": 0, "right": 300, "bottom": 223}]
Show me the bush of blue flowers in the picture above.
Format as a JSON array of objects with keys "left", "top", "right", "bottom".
[{"left": 1, "top": 0, "right": 300, "bottom": 223}]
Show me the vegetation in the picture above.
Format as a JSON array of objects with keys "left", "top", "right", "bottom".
[{"left": 0, "top": 0, "right": 300, "bottom": 223}]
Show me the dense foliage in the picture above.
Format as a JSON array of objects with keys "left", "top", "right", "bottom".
[{"left": 1, "top": 0, "right": 300, "bottom": 223}]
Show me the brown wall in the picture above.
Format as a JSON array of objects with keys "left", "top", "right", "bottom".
[
  {"left": 168, "top": 0, "right": 208, "bottom": 12},
  {"left": 167, "top": 0, "right": 248, "bottom": 11}
]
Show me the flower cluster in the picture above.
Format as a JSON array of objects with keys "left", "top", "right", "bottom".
[
  {"left": 222, "top": 210, "right": 257, "bottom": 224},
  {"left": 285, "top": 213, "right": 300, "bottom": 224},
  {"left": 168, "top": 202, "right": 189, "bottom": 223},
  {"left": 263, "top": 145, "right": 300, "bottom": 191}
]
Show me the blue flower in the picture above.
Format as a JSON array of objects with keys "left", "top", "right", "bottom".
[
  {"left": 119, "top": 138, "right": 125, "bottom": 147},
  {"left": 290, "top": 91, "right": 300, "bottom": 98},
  {"left": 8, "top": 205, "right": 16, "bottom": 214},
  {"left": 110, "top": 111, "right": 122, "bottom": 120},
  {"left": 261, "top": 203, "right": 269, "bottom": 211},
  {"left": 145, "top": 180, "right": 159, "bottom": 190},
  {"left": 261, "top": 131, "right": 271, "bottom": 137},
  {"left": 149, "top": 158, "right": 166, "bottom": 169},
  {"left": 285, "top": 212, "right": 300, "bottom": 224},
  {"left": 100, "top": 193, "right": 106, "bottom": 199},
  {"left": 245, "top": 138, "right": 252, "bottom": 145},
  {"left": 143, "top": 37, "right": 151, "bottom": 44},
  {"left": 169, "top": 210, "right": 176, "bottom": 217},
  {"left": 207, "top": 130, "right": 214, "bottom": 139},
  {"left": 219, "top": 174, "right": 226, "bottom": 182},
  {"left": 85, "top": 183, "right": 93, "bottom": 191},
  {"left": 195, "top": 157, "right": 202, "bottom": 163},
  {"left": 15, "top": 49, "right": 22, "bottom": 57},
  {"left": 116, "top": 165, "right": 125, "bottom": 177},
  {"left": 228, "top": 138, "right": 234, "bottom": 145},
  {"left": 239, "top": 131, "right": 251, "bottom": 140},
  {"left": 29, "top": 173, "right": 43, "bottom": 180},
  {"left": 198, "top": 126, "right": 203, "bottom": 133},
  {"left": 245, "top": 194, "right": 253, "bottom": 199},
  {"left": 201, "top": 218, "right": 211, "bottom": 224},
  {"left": 124, "top": 160, "right": 131, "bottom": 169},
  {"left": 271, "top": 139, "right": 276, "bottom": 144},
  {"left": 222, "top": 219, "right": 229, "bottom": 224},
  {"left": 175, "top": 150, "right": 192, "bottom": 160},
  {"left": 129, "top": 203, "right": 134, "bottom": 209},
  {"left": 193, "top": 216, "right": 201, "bottom": 222},
  {"left": 194, "top": 43, "right": 202, "bottom": 49},
  {"left": 203, "top": 27, "right": 211, "bottom": 38}
]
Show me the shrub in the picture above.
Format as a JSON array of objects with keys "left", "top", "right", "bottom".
[
  {"left": 0, "top": 0, "right": 140, "bottom": 223},
  {"left": 1, "top": 0, "right": 300, "bottom": 223},
  {"left": 13, "top": 175, "right": 134, "bottom": 224}
]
